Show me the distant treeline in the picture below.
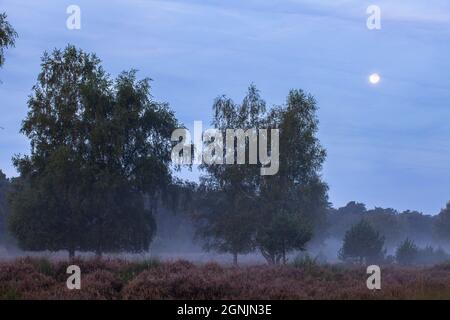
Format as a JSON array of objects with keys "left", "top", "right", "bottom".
[
  {"left": 323, "top": 201, "right": 450, "bottom": 265},
  {"left": 0, "top": 171, "right": 12, "bottom": 247},
  {"left": 326, "top": 201, "right": 437, "bottom": 246},
  {"left": 2, "top": 168, "right": 450, "bottom": 265}
]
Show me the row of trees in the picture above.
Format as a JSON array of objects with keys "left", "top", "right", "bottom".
[
  {"left": 396, "top": 239, "right": 449, "bottom": 266},
  {"left": 7, "top": 55, "right": 326, "bottom": 262},
  {"left": 0, "top": 171, "right": 12, "bottom": 246},
  {"left": 338, "top": 217, "right": 450, "bottom": 266},
  {"left": 326, "top": 201, "right": 450, "bottom": 248},
  {"left": 1, "top": 11, "right": 328, "bottom": 263}
]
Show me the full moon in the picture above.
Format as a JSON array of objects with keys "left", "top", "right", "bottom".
[{"left": 369, "top": 73, "right": 381, "bottom": 84}]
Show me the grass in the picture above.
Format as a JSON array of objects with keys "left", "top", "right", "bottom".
[
  {"left": 0, "top": 258, "right": 450, "bottom": 299},
  {"left": 0, "top": 287, "right": 21, "bottom": 300}
]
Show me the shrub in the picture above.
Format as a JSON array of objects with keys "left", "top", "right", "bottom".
[
  {"left": 30, "top": 257, "right": 55, "bottom": 276},
  {"left": 416, "top": 246, "right": 450, "bottom": 266},
  {"left": 396, "top": 239, "right": 419, "bottom": 266},
  {"left": 291, "top": 254, "right": 319, "bottom": 269}
]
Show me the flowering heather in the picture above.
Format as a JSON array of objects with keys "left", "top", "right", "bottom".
[{"left": 0, "top": 258, "right": 450, "bottom": 300}]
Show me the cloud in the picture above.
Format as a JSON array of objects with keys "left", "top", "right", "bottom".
[{"left": 288, "top": 0, "right": 450, "bottom": 24}]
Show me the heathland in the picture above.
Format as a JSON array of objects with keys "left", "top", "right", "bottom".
[{"left": 1, "top": 258, "right": 450, "bottom": 300}]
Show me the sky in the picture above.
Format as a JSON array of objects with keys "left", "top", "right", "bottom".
[{"left": 0, "top": 0, "right": 449, "bottom": 214}]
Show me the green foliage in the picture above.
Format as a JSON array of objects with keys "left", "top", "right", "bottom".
[
  {"left": 291, "top": 253, "right": 319, "bottom": 270},
  {"left": 415, "top": 246, "right": 450, "bottom": 266},
  {"left": 0, "top": 171, "right": 9, "bottom": 242},
  {"left": 434, "top": 202, "right": 450, "bottom": 243},
  {"left": 257, "top": 89, "right": 328, "bottom": 264},
  {"left": 400, "top": 210, "right": 434, "bottom": 240},
  {"left": 326, "top": 202, "right": 367, "bottom": 240},
  {"left": 257, "top": 211, "right": 313, "bottom": 264},
  {"left": 8, "top": 45, "right": 178, "bottom": 257},
  {"left": 395, "top": 242, "right": 450, "bottom": 266},
  {"left": 366, "top": 207, "right": 404, "bottom": 246},
  {"left": 326, "top": 202, "right": 435, "bottom": 249},
  {"left": 0, "top": 287, "right": 21, "bottom": 300},
  {"left": 195, "top": 188, "right": 257, "bottom": 262},
  {"left": 196, "top": 86, "right": 328, "bottom": 265},
  {"left": 0, "top": 12, "right": 17, "bottom": 68},
  {"left": 31, "top": 257, "right": 55, "bottom": 276},
  {"left": 396, "top": 238, "right": 419, "bottom": 266},
  {"left": 195, "top": 85, "right": 264, "bottom": 264},
  {"left": 339, "top": 220, "right": 385, "bottom": 264}
]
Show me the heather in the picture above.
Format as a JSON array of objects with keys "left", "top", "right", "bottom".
[{"left": 1, "top": 258, "right": 450, "bottom": 300}]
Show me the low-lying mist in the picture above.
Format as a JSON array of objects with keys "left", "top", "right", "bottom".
[{"left": 2, "top": 204, "right": 450, "bottom": 267}]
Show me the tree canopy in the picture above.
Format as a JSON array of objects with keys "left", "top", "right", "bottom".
[
  {"left": 339, "top": 219, "right": 385, "bottom": 264},
  {"left": 0, "top": 12, "right": 17, "bottom": 68},
  {"left": 434, "top": 202, "right": 450, "bottom": 244},
  {"left": 257, "top": 90, "right": 328, "bottom": 264},
  {"left": 195, "top": 85, "right": 265, "bottom": 264},
  {"left": 0, "top": 171, "right": 10, "bottom": 244},
  {"left": 195, "top": 86, "right": 328, "bottom": 265},
  {"left": 8, "top": 45, "right": 178, "bottom": 258}
]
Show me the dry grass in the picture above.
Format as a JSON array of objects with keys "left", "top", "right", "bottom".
[{"left": 0, "top": 257, "right": 450, "bottom": 300}]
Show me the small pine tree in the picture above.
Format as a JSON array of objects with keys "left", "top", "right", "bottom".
[
  {"left": 395, "top": 238, "right": 419, "bottom": 266},
  {"left": 339, "top": 220, "right": 385, "bottom": 264}
]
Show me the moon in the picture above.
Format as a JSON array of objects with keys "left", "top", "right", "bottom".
[{"left": 369, "top": 73, "right": 381, "bottom": 85}]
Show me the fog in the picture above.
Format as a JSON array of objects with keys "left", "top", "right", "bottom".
[{"left": 2, "top": 206, "right": 450, "bottom": 267}]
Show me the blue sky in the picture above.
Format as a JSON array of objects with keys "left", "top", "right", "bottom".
[{"left": 1, "top": 0, "right": 449, "bottom": 214}]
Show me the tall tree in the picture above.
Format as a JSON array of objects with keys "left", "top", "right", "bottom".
[
  {"left": 256, "top": 90, "right": 328, "bottom": 264},
  {"left": 9, "top": 46, "right": 178, "bottom": 258},
  {"left": 195, "top": 85, "right": 265, "bottom": 265},
  {"left": 0, "top": 12, "right": 17, "bottom": 69},
  {"left": 196, "top": 87, "right": 328, "bottom": 265}
]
